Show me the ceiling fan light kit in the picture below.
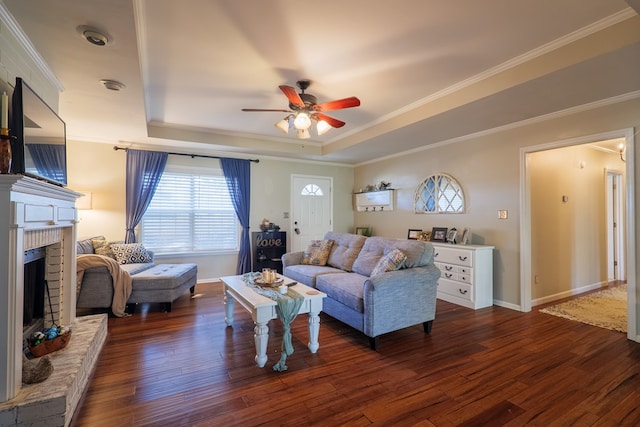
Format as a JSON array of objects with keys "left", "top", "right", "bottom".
[
  {"left": 243, "top": 80, "right": 361, "bottom": 139},
  {"left": 316, "top": 119, "right": 331, "bottom": 136},
  {"left": 293, "top": 112, "right": 311, "bottom": 130},
  {"left": 296, "top": 128, "right": 311, "bottom": 139}
]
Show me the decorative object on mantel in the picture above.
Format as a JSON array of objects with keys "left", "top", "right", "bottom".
[{"left": 0, "top": 91, "right": 11, "bottom": 174}]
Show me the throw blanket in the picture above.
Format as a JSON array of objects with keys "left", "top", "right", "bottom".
[
  {"left": 77, "top": 254, "right": 133, "bottom": 317},
  {"left": 243, "top": 272, "right": 304, "bottom": 371}
]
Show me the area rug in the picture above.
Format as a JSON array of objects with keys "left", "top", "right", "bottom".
[{"left": 539, "top": 285, "right": 627, "bottom": 333}]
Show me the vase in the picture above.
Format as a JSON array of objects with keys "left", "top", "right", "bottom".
[{"left": 0, "top": 134, "right": 10, "bottom": 174}]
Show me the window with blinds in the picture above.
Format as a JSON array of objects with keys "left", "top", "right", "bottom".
[{"left": 140, "top": 167, "right": 238, "bottom": 255}]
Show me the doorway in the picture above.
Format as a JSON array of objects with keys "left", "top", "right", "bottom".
[{"left": 520, "top": 129, "right": 637, "bottom": 342}]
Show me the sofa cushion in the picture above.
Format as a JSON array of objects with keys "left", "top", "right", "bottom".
[
  {"left": 284, "top": 264, "right": 344, "bottom": 288},
  {"left": 301, "top": 239, "right": 334, "bottom": 266},
  {"left": 315, "top": 272, "right": 368, "bottom": 313},
  {"left": 324, "top": 231, "right": 366, "bottom": 272},
  {"left": 111, "top": 243, "right": 153, "bottom": 265},
  {"left": 370, "top": 248, "right": 407, "bottom": 276},
  {"left": 91, "top": 238, "right": 121, "bottom": 259},
  {"left": 121, "top": 262, "right": 156, "bottom": 276},
  {"left": 352, "top": 237, "right": 432, "bottom": 276},
  {"left": 77, "top": 236, "right": 102, "bottom": 255}
]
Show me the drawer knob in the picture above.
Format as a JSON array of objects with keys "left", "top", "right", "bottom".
[
  {"left": 458, "top": 256, "right": 468, "bottom": 261},
  {"left": 434, "top": 252, "right": 439, "bottom": 257},
  {"left": 458, "top": 289, "right": 468, "bottom": 295},
  {"left": 445, "top": 273, "right": 453, "bottom": 278},
  {"left": 445, "top": 265, "right": 453, "bottom": 271}
]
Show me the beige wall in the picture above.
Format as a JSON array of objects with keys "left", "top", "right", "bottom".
[
  {"left": 354, "top": 97, "right": 640, "bottom": 307},
  {"left": 67, "top": 141, "right": 354, "bottom": 280},
  {"left": 529, "top": 145, "right": 624, "bottom": 302}
]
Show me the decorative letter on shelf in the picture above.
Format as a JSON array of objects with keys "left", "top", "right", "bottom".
[{"left": 355, "top": 189, "right": 394, "bottom": 212}]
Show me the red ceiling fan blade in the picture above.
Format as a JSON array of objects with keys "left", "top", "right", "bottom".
[
  {"left": 241, "top": 108, "right": 292, "bottom": 112},
  {"left": 279, "top": 85, "right": 305, "bottom": 108},
  {"left": 313, "top": 113, "right": 345, "bottom": 128},
  {"left": 314, "top": 96, "right": 360, "bottom": 112}
]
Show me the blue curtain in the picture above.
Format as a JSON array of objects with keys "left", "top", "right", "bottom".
[
  {"left": 27, "top": 144, "right": 66, "bottom": 183},
  {"left": 125, "top": 149, "right": 168, "bottom": 243},
  {"left": 220, "top": 158, "right": 251, "bottom": 274}
]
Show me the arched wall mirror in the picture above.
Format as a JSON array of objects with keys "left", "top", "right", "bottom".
[{"left": 414, "top": 173, "right": 465, "bottom": 213}]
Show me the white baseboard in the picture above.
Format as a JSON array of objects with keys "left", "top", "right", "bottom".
[
  {"left": 532, "top": 281, "right": 608, "bottom": 307},
  {"left": 493, "top": 299, "right": 521, "bottom": 311}
]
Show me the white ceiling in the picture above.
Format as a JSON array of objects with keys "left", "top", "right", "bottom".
[{"left": 2, "top": 0, "right": 639, "bottom": 164}]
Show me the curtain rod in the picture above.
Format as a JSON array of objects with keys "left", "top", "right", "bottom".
[{"left": 113, "top": 146, "right": 259, "bottom": 163}]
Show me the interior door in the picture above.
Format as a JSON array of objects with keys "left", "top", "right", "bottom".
[
  {"left": 606, "top": 170, "right": 625, "bottom": 281},
  {"left": 291, "top": 175, "right": 332, "bottom": 252}
]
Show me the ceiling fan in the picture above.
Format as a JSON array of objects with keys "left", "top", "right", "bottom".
[{"left": 241, "top": 80, "right": 361, "bottom": 139}]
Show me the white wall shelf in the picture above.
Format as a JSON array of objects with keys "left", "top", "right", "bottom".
[{"left": 355, "top": 189, "right": 394, "bottom": 212}]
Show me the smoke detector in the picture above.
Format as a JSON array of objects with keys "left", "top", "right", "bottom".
[
  {"left": 100, "top": 79, "right": 125, "bottom": 91},
  {"left": 76, "top": 25, "right": 111, "bottom": 46}
]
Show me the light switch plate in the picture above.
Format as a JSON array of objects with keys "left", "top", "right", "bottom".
[{"left": 498, "top": 210, "right": 508, "bottom": 219}]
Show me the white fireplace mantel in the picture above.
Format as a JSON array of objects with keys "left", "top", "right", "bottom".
[{"left": 0, "top": 175, "right": 81, "bottom": 403}]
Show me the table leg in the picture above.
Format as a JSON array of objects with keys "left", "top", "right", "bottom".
[
  {"left": 254, "top": 322, "right": 269, "bottom": 367},
  {"left": 307, "top": 311, "right": 321, "bottom": 353},
  {"left": 224, "top": 290, "right": 234, "bottom": 326}
]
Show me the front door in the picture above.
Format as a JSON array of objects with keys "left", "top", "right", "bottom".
[{"left": 291, "top": 175, "right": 333, "bottom": 252}]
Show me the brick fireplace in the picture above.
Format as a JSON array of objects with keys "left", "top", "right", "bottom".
[{"left": 0, "top": 175, "right": 107, "bottom": 426}]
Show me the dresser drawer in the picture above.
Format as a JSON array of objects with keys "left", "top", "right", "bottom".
[
  {"left": 438, "top": 278, "right": 473, "bottom": 301},
  {"left": 433, "top": 246, "right": 473, "bottom": 267}
]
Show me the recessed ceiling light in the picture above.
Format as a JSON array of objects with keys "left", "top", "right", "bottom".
[
  {"left": 76, "top": 25, "right": 111, "bottom": 46},
  {"left": 100, "top": 79, "right": 125, "bottom": 91}
]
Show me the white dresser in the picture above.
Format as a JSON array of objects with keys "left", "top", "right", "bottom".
[{"left": 431, "top": 243, "right": 494, "bottom": 309}]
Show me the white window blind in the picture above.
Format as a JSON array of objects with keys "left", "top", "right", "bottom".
[{"left": 140, "top": 167, "right": 238, "bottom": 254}]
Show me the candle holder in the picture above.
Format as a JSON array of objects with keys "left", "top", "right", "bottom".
[{"left": 0, "top": 128, "right": 11, "bottom": 174}]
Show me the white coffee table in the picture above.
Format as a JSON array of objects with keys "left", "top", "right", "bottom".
[{"left": 221, "top": 275, "right": 326, "bottom": 368}]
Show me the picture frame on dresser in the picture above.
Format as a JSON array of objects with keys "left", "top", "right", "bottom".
[
  {"left": 407, "top": 229, "right": 421, "bottom": 240},
  {"left": 431, "top": 227, "right": 447, "bottom": 242},
  {"left": 460, "top": 227, "right": 471, "bottom": 245},
  {"left": 446, "top": 228, "right": 458, "bottom": 244}
]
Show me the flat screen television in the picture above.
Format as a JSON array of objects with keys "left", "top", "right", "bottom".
[{"left": 10, "top": 77, "right": 67, "bottom": 186}]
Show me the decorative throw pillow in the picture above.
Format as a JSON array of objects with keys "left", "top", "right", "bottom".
[
  {"left": 301, "top": 239, "right": 334, "bottom": 266},
  {"left": 110, "top": 243, "right": 153, "bottom": 265},
  {"left": 370, "top": 248, "right": 407, "bottom": 276},
  {"left": 91, "top": 238, "right": 120, "bottom": 259}
]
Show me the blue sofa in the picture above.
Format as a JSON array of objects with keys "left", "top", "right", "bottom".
[{"left": 282, "top": 232, "right": 440, "bottom": 349}]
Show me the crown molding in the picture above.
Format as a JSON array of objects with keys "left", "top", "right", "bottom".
[{"left": 0, "top": 2, "right": 63, "bottom": 92}]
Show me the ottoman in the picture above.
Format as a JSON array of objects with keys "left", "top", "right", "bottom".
[{"left": 126, "top": 263, "right": 198, "bottom": 312}]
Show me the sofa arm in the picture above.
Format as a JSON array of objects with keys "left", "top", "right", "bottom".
[
  {"left": 362, "top": 265, "right": 441, "bottom": 337},
  {"left": 282, "top": 251, "right": 304, "bottom": 270}
]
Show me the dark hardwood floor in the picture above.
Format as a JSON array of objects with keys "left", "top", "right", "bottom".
[{"left": 72, "top": 282, "right": 640, "bottom": 426}]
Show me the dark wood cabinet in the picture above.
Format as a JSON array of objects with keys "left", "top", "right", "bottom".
[{"left": 252, "top": 231, "right": 286, "bottom": 273}]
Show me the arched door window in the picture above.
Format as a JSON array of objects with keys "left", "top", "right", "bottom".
[
  {"left": 414, "top": 173, "right": 465, "bottom": 213},
  {"left": 301, "top": 184, "right": 323, "bottom": 196}
]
